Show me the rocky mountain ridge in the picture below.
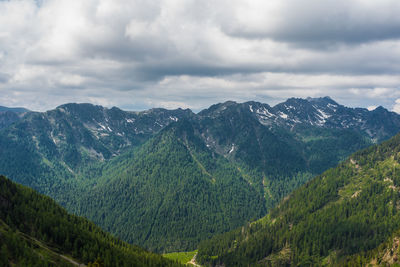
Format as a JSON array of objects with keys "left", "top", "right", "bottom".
[{"left": 1, "top": 97, "right": 400, "bottom": 252}]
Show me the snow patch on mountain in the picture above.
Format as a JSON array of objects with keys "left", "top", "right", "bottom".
[
  {"left": 279, "top": 112, "right": 288, "bottom": 119},
  {"left": 327, "top": 103, "right": 338, "bottom": 111},
  {"left": 256, "top": 107, "right": 274, "bottom": 118},
  {"left": 317, "top": 109, "right": 330, "bottom": 119},
  {"left": 229, "top": 144, "right": 235, "bottom": 154}
]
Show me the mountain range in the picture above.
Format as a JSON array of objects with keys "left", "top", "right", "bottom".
[{"left": 0, "top": 97, "right": 399, "bottom": 253}]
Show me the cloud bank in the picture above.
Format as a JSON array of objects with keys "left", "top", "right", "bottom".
[{"left": 0, "top": 0, "right": 399, "bottom": 112}]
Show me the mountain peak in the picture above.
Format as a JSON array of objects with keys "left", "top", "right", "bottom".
[
  {"left": 372, "top": 105, "right": 389, "bottom": 113},
  {"left": 279, "top": 97, "right": 309, "bottom": 105},
  {"left": 56, "top": 102, "right": 104, "bottom": 110},
  {"left": 306, "top": 96, "right": 339, "bottom": 106},
  {"left": 198, "top": 100, "right": 239, "bottom": 116},
  {"left": 219, "top": 100, "right": 238, "bottom": 108}
]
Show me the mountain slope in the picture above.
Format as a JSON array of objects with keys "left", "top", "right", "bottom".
[
  {"left": 253, "top": 97, "right": 400, "bottom": 142},
  {"left": 1, "top": 98, "right": 400, "bottom": 253},
  {"left": 0, "top": 104, "right": 193, "bottom": 202},
  {"left": 0, "top": 175, "right": 181, "bottom": 266},
  {"left": 72, "top": 120, "right": 266, "bottom": 252},
  {"left": 197, "top": 133, "right": 400, "bottom": 266},
  {"left": 196, "top": 98, "right": 376, "bottom": 206},
  {"left": 0, "top": 106, "right": 29, "bottom": 113},
  {"left": 0, "top": 106, "right": 29, "bottom": 129},
  {"left": 69, "top": 98, "right": 391, "bottom": 253},
  {"left": 346, "top": 228, "right": 400, "bottom": 266}
]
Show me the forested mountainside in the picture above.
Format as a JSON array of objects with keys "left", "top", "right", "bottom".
[
  {"left": 197, "top": 133, "right": 400, "bottom": 266},
  {"left": 72, "top": 120, "right": 266, "bottom": 252},
  {"left": 347, "top": 228, "right": 400, "bottom": 266},
  {"left": 0, "top": 103, "right": 194, "bottom": 201},
  {"left": 0, "top": 175, "right": 181, "bottom": 267},
  {"left": 0, "top": 106, "right": 29, "bottom": 129},
  {"left": 0, "top": 97, "right": 399, "bottom": 252}
]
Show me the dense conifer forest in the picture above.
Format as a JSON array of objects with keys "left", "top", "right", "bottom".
[
  {"left": 0, "top": 175, "right": 181, "bottom": 266},
  {"left": 197, "top": 133, "right": 400, "bottom": 266},
  {"left": 1, "top": 98, "right": 399, "bottom": 253}
]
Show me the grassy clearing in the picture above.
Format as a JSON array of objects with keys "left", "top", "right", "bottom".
[{"left": 163, "top": 250, "right": 197, "bottom": 265}]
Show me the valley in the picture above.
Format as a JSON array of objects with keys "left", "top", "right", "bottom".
[
  {"left": 3, "top": 0, "right": 399, "bottom": 265},
  {"left": 1, "top": 97, "right": 400, "bottom": 265}
]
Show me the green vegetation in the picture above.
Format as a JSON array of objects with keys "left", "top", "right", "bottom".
[
  {"left": 69, "top": 117, "right": 371, "bottom": 253},
  {"left": 0, "top": 175, "right": 181, "bottom": 266},
  {"left": 71, "top": 121, "right": 266, "bottom": 252},
  {"left": 197, "top": 133, "right": 400, "bottom": 266},
  {"left": 0, "top": 100, "right": 397, "bottom": 254},
  {"left": 345, "top": 228, "right": 400, "bottom": 266},
  {"left": 163, "top": 250, "right": 197, "bottom": 265},
  {"left": 0, "top": 219, "right": 75, "bottom": 267}
]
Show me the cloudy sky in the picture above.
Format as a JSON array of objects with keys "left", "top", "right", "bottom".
[{"left": 1, "top": 0, "right": 400, "bottom": 112}]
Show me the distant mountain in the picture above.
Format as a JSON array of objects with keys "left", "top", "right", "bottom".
[
  {"left": 0, "top": 175, "right": 180, "bottom": 266},
  {"left": 0, "top": 103, "right": 193, "bottom": 198},
  {"left": 241, "top": 97, "right": 399, "bottom": 142},
  {"left": 194, "top": 97, "right": 400, "bottom": 203},
  {"left": 0, "top": 105, "right": 30, "bottom": 129},
  {"left": 197, "top": 133, "right": 400, "bottom": 266},
  {"left": 0, "top": 97, "right": 400, "bottom": 253},
  {"left": 0, "top": 105, "right": 30, "bottom": 113}
]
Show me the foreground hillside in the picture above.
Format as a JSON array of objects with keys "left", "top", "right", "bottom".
[
  {"left": 0, "top": 175, "right": 180, "bottom": 267},
  {"left": 1, "top": 97, "right": 400, "bottom": 252},
  {"left": 197, "top": 133, "right": 400, "bottom": 266}
]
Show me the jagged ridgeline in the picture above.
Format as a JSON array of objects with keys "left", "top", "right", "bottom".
[
  {"left": 197, "top": 133, "right": 400, "bottom": 266},
  {"left": 0, "top": 97, "right": 400, "bottom": 252},
  {"left": 0, "top": 175, "right": 181, "bottom": 266}
]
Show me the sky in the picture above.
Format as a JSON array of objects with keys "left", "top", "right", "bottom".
[{"left": 1, "top": 0, "right": 400, "bottom": 112}]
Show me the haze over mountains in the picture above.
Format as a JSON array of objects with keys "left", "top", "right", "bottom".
[{"left": 1, "top": 97, "right": 399, "bottom": 256}]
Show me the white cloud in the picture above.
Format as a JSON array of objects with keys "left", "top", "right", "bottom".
[
  {"left": 0, "top": 0, "right": 400, "bottom": 111},
  {"left": 393, "top": 99, "right": 400, "bottom": 114}
]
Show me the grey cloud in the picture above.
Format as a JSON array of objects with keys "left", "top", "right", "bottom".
[
  {"left": 218, "top": 0, "right": 400, "bottom": 48},
  {"left": 0, "top": 0, "right": 400, "bottom": 113},
  {"left": 0, "top": 73, "right": 10, "bottom": 83},
  {"left": 20, "top": 0, "right": 400, "bottom": 81}
]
